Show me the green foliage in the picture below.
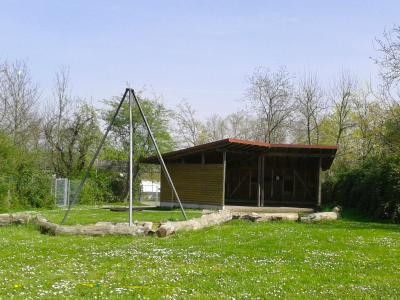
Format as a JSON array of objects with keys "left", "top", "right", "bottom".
[
  {"left": 323, "top": 155, "right": 400, "bottom": 223},
  {"left": 89, "top": 92, "right": 174, "bottom": 206},
  {"left": 0, "top": 134, "right": 15, "bottom": 211},
  {"left": 80, "top": 173, "right": 115, "bottom": 205},
  {"left": 0, "top": 133, "right": 53, "bottom": 211},
  {"left": 102, "top": 92, "right": 175, "bottom": 161},
  {"left": 44, "top": 103, "right": 101, "bottom": 178},
  {"left": 14, "top": 163, "right": 53, "bottom": 208},
  {"left": 383, "top": 105, "right": 400, "bottom": 152}
]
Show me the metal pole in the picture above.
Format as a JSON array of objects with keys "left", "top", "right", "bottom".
[
  {"left": 61, "top": 89, "right": 129, "bottom": 225},
  {"left": 130, "top": 89, "right": 188, "bottom": 220},
  {"left": 128, "top": 90, "right": 134, "bottom": 226},
  {"left": 64, "top": 179, "right": 68, "bottom": 207}
]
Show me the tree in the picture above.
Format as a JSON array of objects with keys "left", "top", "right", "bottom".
[
  {"left": 0, "top": 60, "right": 40, "bottom": 147},
  {"left": 245, "top": 67, "right": 294, "bottom": 143},
  {"left": 330, "top": 72, "right": 357, "bottom": 147},
  {"left": 352, "top": 84, "right": 385, "bottom": 160},
  {"left": 382, "top": 105, "right": 400, "bottom": 152},
  {"left": 375, "top": 25, "right": 400, "bottom": 87},
  {"left": 375, "top": 25, "right": 400, "bottom": 153},
  {"left": 174, "top": 100, "right": 207, "bottom": 147},
  {"left": 294, "top": 73, "right": 325, "bottom": 144},
  {"left": 205, "top": 114, "right": 227, "bottom": 142},
  {"left": 225, "top": 110, "right": 255, "bottom": 140},
  {"left": 44, "top": 69, "right": 99, "bottom": 178}
]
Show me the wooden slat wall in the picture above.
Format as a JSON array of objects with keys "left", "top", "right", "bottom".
[{"left": 161, "top": 163, "right": 224, "bottom": 206}]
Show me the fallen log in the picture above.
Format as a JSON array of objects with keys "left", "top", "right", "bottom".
[
  {"left": 156, "top": 210, "right": 232, "bottom": 237},
  {"left": 232, "top": 212, "right": 299, "bottom": 222},
  {"left": 300, "top": 212, "right": 338, "bottom": 223},
  {"left": 255, "top": 213, "right": 299, "bottom": 222},
  {"left": 0, "top": 213, "right": 35, "bottom": 226},
  {"left": 33, "top": 215, "right": 153, "bottom": 236}
]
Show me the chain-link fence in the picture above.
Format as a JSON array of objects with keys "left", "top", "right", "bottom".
[
  {"left": 53, "top": 177, "right": 80, "bottom": 207},
  {"left": 139, "top": 179, "right": 160, "bottom": 205}
]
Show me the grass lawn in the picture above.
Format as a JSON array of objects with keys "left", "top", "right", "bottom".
[
  {"left": 40, "top": 206, "right": 203, "bottom": 225},
  {"left": 0, "top": 207, "right": 399, "bottom": 299}
]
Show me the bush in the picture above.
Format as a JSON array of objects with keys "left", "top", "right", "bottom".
[
  {"left": 0, "top": 176, "right": 11, "bottom": 211},
  {"left": 79, "top": 171, "right": 141, "bottom": 205},
  {"left": 15, "top": 164, "right": 53, "bottom": 208},
  {"left": 0, "top": 133, "right": 53, "bottom": 210},
  {"left": 323, "top": 155, "right": 400, "bottom": 223},
  {"left": 79, "top": 172, "right": 117, "bottom": 205}
]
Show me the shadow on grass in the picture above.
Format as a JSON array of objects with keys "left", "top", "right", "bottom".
[
  {"left": 314, "top": 209, "right": 400, "bottom": 232},
  {"left": 106, "top": 205, "right": 201, "bottom": 213}
]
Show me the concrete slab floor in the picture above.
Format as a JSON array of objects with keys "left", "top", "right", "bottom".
[{"left": 224, "top": 206, "right": 314, "bottom": 213}]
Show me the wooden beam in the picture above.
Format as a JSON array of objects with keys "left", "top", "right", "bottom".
[
  {"left": 294, "top": 169, "right": 313, "bottom": 200},
  {"left": 229, "top": 172, "right": 246, "bottom": 198},
  {"left": 265, "top": 153, "right": 334, "bottom": 159},
  {"left": 293, "top": 169, "right": 296, "bottom": 201},
  {"left": 248, "top": 169, "right": 252, "bottom": 201},
  {"left": 222, "top": 151, "right": 227, "bottom": 205},
  {"left": 271, "top": 168, "right": 274, "bottom": 200},
  {"left": 317, "top": 157, "right": 322, "bottom": 207},
  {"left": 261, "top": 156, "right": 265, "bottom": 207},
  {"left": 257, "top": 156, "right": 261, "bottom": 207}
]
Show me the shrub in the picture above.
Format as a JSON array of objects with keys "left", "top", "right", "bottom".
[
  {"left": 0, "top": 133, "right": 53, "bottom": 210},
  {"left": 323, "top": 155, "right": 400, "bottom": 223},
  {"left": 15, "top": 165, "right": 53, "bottom": 208},
  {"left": 79, "top": 172, "right": 116, "bottom": 205}
]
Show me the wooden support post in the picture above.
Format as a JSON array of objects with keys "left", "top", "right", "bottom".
[
  {"left": 270, "top": 168, "right": 274, "bottom": 200},
  {"left": 293, "top": 169, "right": 296, "bottom": 201},
  {"left": 222, "top": 152, "right": 227, "bottom": 205},
  {"left": 258, "top": 160, "right": 261, "bottom": 207},
  {"left": 261, "top": 156, "right": 265, "bottom": 207},
  {"left": 317, "top": 157, "right": 322, "bottom": 207},
  {"left": 248, "top": 169, "right": 252, "bottom": 201},
  {"left": 201, "top": 152, "right": 205, "bottom": 164}
]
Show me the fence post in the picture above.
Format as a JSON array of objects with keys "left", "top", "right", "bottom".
[{"left": 64, "top": 179, "right": 68, "bottom": 206}]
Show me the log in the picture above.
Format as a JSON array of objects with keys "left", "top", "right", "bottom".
[
  {"left": 300, "top": 212, "right": 338, "bottom": 223},
  {"left": 0, "top": 213, "right": 35, "bottom": 226},
  {"left": 156, "top": 210, "right": 232, "bottom": 237},
  {"left": 256, "top": 213, "right": 299, "bottom": 222},
  {"left": 232, "top": 212, "right": 299, "bottom": 222},
  {"left": 32, "top": 215, "right": 153, "bottom": 236}
]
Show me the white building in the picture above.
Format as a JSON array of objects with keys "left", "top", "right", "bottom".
[{"left": 140, "top": 180, "right": 160, "bottom": 193}]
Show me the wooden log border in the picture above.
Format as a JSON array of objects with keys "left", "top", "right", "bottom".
[{"left": 0, "top": 209, "right": 339, "bottom": 238}]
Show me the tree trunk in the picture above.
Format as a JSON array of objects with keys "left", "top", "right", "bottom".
[
  {"left": 232, "top": 212, "right": 299, "bottom": 222},
  {"left": 0, "top": 213, "right": 34, "bottom": 226},
  {"left": 33, "top": 215, "right": 154, "bottom": 236},
  {"left": 156, "top": 210, "right": 232, "bottom": 237},
  {"left": 300, "top": 212, "right": 338, "bottom": 222}
]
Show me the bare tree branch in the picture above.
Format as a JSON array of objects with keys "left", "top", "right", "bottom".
[
  {"left": 0, "top": 60, "right": 40, "bottom": 147},
  {"left": 245, "top": 66, "right": 294, "bottom": 143},
  {"left": 294, "top": 73, "right": 325, "bottom": 144}
]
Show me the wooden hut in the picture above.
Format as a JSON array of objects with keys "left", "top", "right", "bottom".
[{"left": 143, "top": 138, "right": 337, "bottom": 209}]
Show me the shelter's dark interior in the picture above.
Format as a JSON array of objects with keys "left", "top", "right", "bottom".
[{"left": 224, "top": 152, "right": 319, "bottom": 206}]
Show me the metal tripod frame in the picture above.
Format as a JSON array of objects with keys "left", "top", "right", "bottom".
[{"left": 61, "top": 88, "right": 187, "bottom": 225}]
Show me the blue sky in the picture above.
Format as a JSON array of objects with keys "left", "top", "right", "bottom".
[{"left": 0, "top": 0, "right": 398, "bottom": 118}]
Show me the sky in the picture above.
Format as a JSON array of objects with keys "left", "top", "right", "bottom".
[{"left": 0, "top": 0, "right": 399, "bottom": 119}]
